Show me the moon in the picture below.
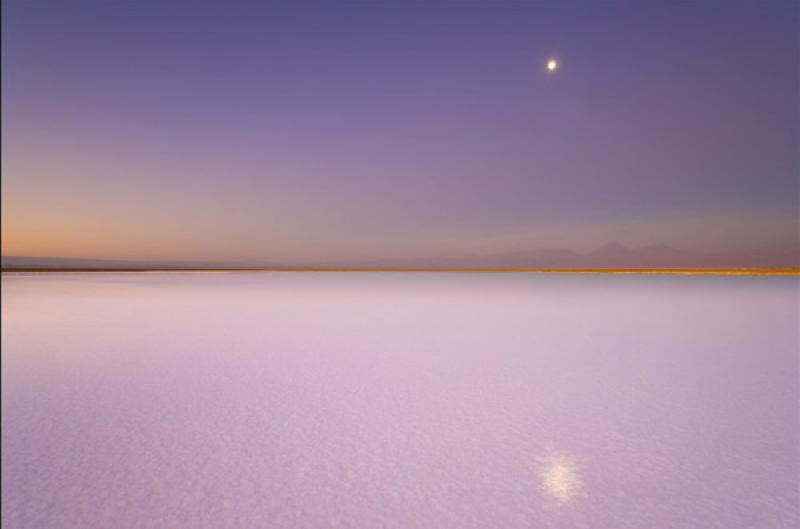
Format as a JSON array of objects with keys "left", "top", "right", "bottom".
[{"left": 546, "top": 58, "right": 558, "bottom": 72}]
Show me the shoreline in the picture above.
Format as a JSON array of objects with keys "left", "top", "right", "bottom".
[{"left": 2, "top": 268, "right": 799, "bottom": 275}]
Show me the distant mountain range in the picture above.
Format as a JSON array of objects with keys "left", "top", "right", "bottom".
[
  {"left": 0, "top": 256, "right": 283, "bottom": 270},
  {"left": 336, "top": 242, "right": 799, "bottom": 269},
  {"left": 3, "top": 243, "right": 798, "bottom": 269}
]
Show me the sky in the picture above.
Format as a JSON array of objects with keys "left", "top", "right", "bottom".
[{"left": 2, "top": 0, "right": 798, "bottom": 265}]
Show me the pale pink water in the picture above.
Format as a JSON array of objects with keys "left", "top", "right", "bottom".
[{"left": 2, "top": 273, "right": 798, "bottom": 528}]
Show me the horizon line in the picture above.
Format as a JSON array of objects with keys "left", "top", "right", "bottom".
[{"left": 2, "top": 267, "right": 799, "bottom": 276}]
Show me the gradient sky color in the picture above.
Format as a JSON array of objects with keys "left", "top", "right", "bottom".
[{"left": 2, "top": 0, "right": 798, "bottom": 264}]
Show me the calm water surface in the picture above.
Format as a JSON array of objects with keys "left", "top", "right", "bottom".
[{"left": 2, "top": 273, "right": 798, "bottom": 528}]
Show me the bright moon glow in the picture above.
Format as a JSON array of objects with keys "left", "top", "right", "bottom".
[
  {"left": 537, "top": 452, "right": 582, "bottom": 504},
  {"left": 547, "top": 59, "right": 558, "bottom": 71}
]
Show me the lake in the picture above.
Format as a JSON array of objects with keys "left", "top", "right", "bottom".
[{"left": 2, "top": 272, "right": 798, "bottom": 528}]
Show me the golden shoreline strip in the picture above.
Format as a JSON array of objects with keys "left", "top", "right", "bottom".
[{"left": 2, "top": 268, "right": 799, "bottom": 275}]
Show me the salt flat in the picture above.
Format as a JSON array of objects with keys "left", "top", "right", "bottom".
[{"left": 2, "top": 272, "right": 798, "bottom": 528}]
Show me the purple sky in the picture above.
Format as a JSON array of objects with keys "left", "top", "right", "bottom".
[{"left": 2, "top": 0, "right": 798, "bottom": 264}]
